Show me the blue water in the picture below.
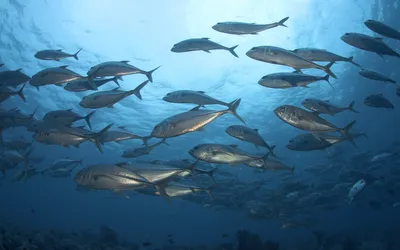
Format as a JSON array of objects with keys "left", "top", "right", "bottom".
[{"left": 0, "top": 0, "right": 400, "bottom": 249}]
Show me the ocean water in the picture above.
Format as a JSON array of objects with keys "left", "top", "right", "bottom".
[{"left": 0, "top": 0, "right": 399, "bottom": 249}]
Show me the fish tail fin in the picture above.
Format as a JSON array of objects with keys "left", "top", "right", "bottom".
[
  {"left": 78, "top": 157, "right": 84, "bottom": 167},
  {"left": 227, "top": 98, "right": 246, "bottom": 124},
  {"left": 347, "top": 56, "right": 361, "bottom": 67},
  {"left": 347, "top": 101, "right": 359, "bottom": 113},
  {"left": 278, "top": 16, "right": 289, "bottom": 27},
  {"left": 73, "top": 48, "right": 82, "bottom": 60},
  {"left": 112, "top": 76, "right": 120, "bottom": 87},
  {"left": 16, "top": 82, "right": 27, "bottom": 102},
  {"left": 144, "top": 66, "right": 161, "bottom": 82},
  {"left": 86, "top": 76, "right": 98, "bottom": 90},
  {"left": 84, "top": 111, "right": 96, "bottom": 129},
  {"left": 90, "top": 123, "right": 113, "bottom": 154},
  {"left": 340, "top": 120, "right": 357, "bottom": 147},
  {"left": 322, "top": 74, "right": 331, "bottom": 85},
  {"left": 129, "top": 80, "right": 149, "bottom": 100},
  {"left": 156, "top": 184, "right": 171, "bottom": 202},
  {"left": 228, "top": 45, "right": 239, "bottom": 58},
  {"left": 160, "top": 138, "right": 170, "bottom": 146},
  {"left": 141, "top": 135, "right": 152, "bottom": 146},
  {"left": 262, "top": 151, "right": 271, "bottom": 162},
  {"left": 323, "top": 62, "right": 337, "bottom": 79},
  {"left": 29, "top": 106, "right": 39, "bottom": 120},
  {"left": 268, "top": 145, "right": 277, "bottom": 158}
]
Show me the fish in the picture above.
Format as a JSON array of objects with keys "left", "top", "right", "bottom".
[
  {"left": 359, "top": 69, "right": 396, "bottom": 84},
  {"left": 64, "top": 76, "right": 119, "bottom": 92},
  {"left": 364, "top": 94, "right": 394, "bottom": 109},
  {"left": 146, "top": 159, "right": 216, "bottom": 178},
  {"left": 30, "top": 66, "right": 88, "bottom": 90},
  {"left": 79, "top": 80, "right": 149, "bottom": 109},
  {"left": 225, "top": 125, "right": 276, "bottom": 156},
  {"left": 292, "top": 48, "right": 361, "bottom": 67},
  {"left": 74, "top": 163, "right": 160, "bottom": 192},
  {"left": 151, "top": 99, "right": 245, "bottom": 138},
  {"left": 28, "top": 119, "right": 69, "bottom": 132},
  {"left": 34, "top": 48, "right": 82, "bottom": 61},
  {"left": 41, "top": 158, "right": 84, "bottom": 175},
  {"left": 347, "top": 179, "right": 366, "bottom": 203},
  {"left": 43, "top": 109, "right": 96, "bottom": 129},
  {"left": 124, "top": 162, "right": 195, "bottom": 183},
  {"left": 12, "top": 167, "right": 39, "bottom": 182},
  {"left": 45, "top": 164, "right": 80, "bottom": 178},
  {"left": 100, "top": 126, "right": 148, "bottom": 145},
  {"left": 189, "top": 143, "right": 269, "bottom": 166},
  {"left": 286, "top": 133, "right": 346, "bottom": 151},
  {"left": 171, "top": 38, "right": 238, "bottom": 58},
  {"left": 341, "top": 33, "right": 400, "bottom": 58},
  {"left": 0, "top": 83, "right": 26, "bottom": 103},
  {"left": 2, "top": 137, "right": 33, "bottom": 151},
  {"left": 274, "top": 105, "right": 356, "bottom": 143},
  {"left": 87, "top": 61, "right": 160, "bottom": 82},
  {"left": 246, "top": 157, "right": 294, "bottom": 174},
  {"left": 0, "top": 68, "right": 31, "bottom": 87},
  {"left": 32, "top": 124, "right": 113, "bottom": 153},
  {"left": 246, "top": 46, "right": 337, "bottom": 78},
  {"left": 0, "top": 149, "right": 32, "bottom": 168},
  {"left": 301, "top": 98, "right": 358, "bottom": 115},
  {"left": 162, "top": 90, "right": 231, "bottom": 108},
  {"left": 121, "top": 138, "right": 168, "bottom": 158},
  {"left": 258, "top": 72, "right": 331, "bottom": 89},
  {"left": 156, "top": 182, "right": 214, "bottom": 199},
  {"left": 211, "top": 16, "right": 289, "bottom": 35},
  {"left": 364, "top": 19, "right": 400, "bottom": 40}
]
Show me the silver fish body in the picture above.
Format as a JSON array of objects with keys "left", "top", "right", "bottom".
[
  {"left": 364, "top": 20, "right": 400, "bottom": 40},
  {"left": 30, "top": 66, "right": 85, "bottom": 88},
  {"left": 258, "top": 72, "right": 330, "bottom": 88},
  {"left": 171, "top": 38, "right": 238, "bottom": 58},
  {"left": 43, "top": 109, "right": 96, "bottom": 129},
  {"left": 163, "top": 90, "right": 228, "bottom": 107},
  {"left": 0, "top": 68, "right": 31, "bottom": 87},
  {"left": 348, "top": 179, "right": 366, "bottom": 203},
  {"left": 64, "top": 77, "right": 119, "bottom": 92},
  {"left": 292, "top": 48, "right": 360, "bottom": 67},
  {"left": 364, "top": 94, "right": 394, "bottom": 109},
  {"left": 359, "top": 69, "right": 396, "bottom": 84},
  {"left": 212, "top": 17, "right": 289, "bottom": 35},
  {"left": 301, "top": 98, "right": 357, "bottom": 115},
  {"left": 286, "top": 133, "right": 344, "bottom": 151},
  {"left": 34, "top": 49, "right": 82, "bottom": 61}
]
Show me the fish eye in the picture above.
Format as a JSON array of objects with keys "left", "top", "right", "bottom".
[{"left": 280, "top": 107, "right": 285, "bottom": 112}]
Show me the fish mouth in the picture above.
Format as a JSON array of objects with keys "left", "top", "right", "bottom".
[{"left": 188, "top": 149, "right": 195, "bottom": 156}]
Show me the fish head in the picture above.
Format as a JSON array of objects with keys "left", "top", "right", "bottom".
[
  {"left": 74, "top": 168, "right": 91, "bottom": 185},
  {"left": 225, "top": 125, "right": 244, "bottom": 138},
  {"left": 86, "top": 66, "right": 98, "bottom": 76},
  {"left": 211, "top": 23, "right": 224, "bottom": 32},
  {"left": 188, "top": 144, "right": 211, "bottom": 160},
  {"left": 301, "top": 98, "right": 314, "bottom": 110},
  {"left": 171, "top": 42, "right": 185, "bottom": 52},
  {"left": 363, "top": 95, "right": 375, "bottom": 106},
  {"left": 151, "top": 121, "right": 171, "bottom": 138},
  {"left": 162, "top": 91, "right": 180, "bottom": 102},
  {"left": 273, "top": 105, "right": 293, "bottom": 121},
  {"left": 354, "top": 179, "right": 366, "bottom": 190},
  {"left": 79, "top": 96, "right": 91, "bottom": 107},
  {"left": 246, "top": 46, "right": 278, "bottom": 60},
  {"left": 364, "top": 19, "right": 377, "bottom": 28},
  {"left": 340, "top": 33, "right": 356, "bottom": 44},
  {"left": 33, "top": 52, "right": 41, "bottom": 59}
]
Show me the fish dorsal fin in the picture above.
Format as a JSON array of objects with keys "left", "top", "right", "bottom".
[
  {"left": 379, "top": 93, "right": 383, "bottom": 96},
  {"left": 250, "top": 22, "right": 256, "bottom": 24},
  {"left": 325, "top": 100, "right": 330, "bottom": 102},
  {"left": 59, "top": 65, "right": 68, "bottom": 69},
  {"left": 190, "top": 106, "right": 201, "bottom": 111},
  {"left": 16, "top": 68, "right": 22, "bottom": 72},
  {"left": 201, "top": 38, "right": 210, "bottom": 40},
  {"left": 57, "top": 49, "right": 62, "bottom": 51},
  {"left": 197, "top": 91, "right": 206, "bottom": 94},
  {"left": 111, "top": 87, "right": 120, "bottom": 91},
  {"left": 66, "top": 108, "right": 73, "bottom": 111},
  {"left": 253, "top": 128, "right": 259, "bottom": 132},
  {"left": 120, "top": 60, "right": 129, "bottom": 63},
  {"left": 229, "top": 144, "right": 238, "bottom": 148},
  {"left": 375, "top": 37, "right": 383, "bottom": 41}
]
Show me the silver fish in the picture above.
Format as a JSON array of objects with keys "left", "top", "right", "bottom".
[
  {"left": 364, "top": 20, "right": 400, "bottom": 41},
  {"left": 302, "top": 98, "right": 358, "bottom": 115},
  {"left": 156, "top": 182, "right": 214, "bottom": 199},
  {"left": 258, "top": 72, "right": 331, "bottom": 89},
  {"left": 43, "top": 109, "right": 96, "bottom": 129},
  {"left": 151, "top": 99, "right": 245, "bottom": 138},
  {"left": 274, "top": 105, "right": 356, "bottom": 143},
  {"left": 32, "top": 124, "right": 112, "bottom": 153},
  {"left": 79, "top": 80, "right": 149, "bottom": 109},
  {"left": 2, "top": 138, "right": 33, "bottom": 151},
  {"left": 286, "top": 133, "right": 345, "bottom": 151},
  {"left": 30, "top": 65, "right": 87, "bottom": 90},
  {"left": 212, "top": 16, "right": 289, "bottom": 35},
  {"left": 246, "top": 157, "right": 294, "bottom": 174},
  {"left": 246, "top": 46, "right": 337, "bottom": 78},
  {"left": 163, "top": 90, "right": 230, "bottom": 107},
  {"left": 87, "top": 61, "right": 160, "bottom": 82},
  {"left": 12, "top": 167, "right": 38, "bottom": 182},
  {"left": 171, "top": 38, "right": 238, "bottom": 58},
  {"left": 292, "top": 48, "right": 360, "bottom": 67},
  {"left": 64, "top": 76, "right": 119, "bottom": 92},
  {"left": 34, "top": 48, "right": 82, "bottom": 61},
  {"left": 364, "top": 94, "right": 394, "bottom": 109},
  {"left": 74, "top": 163, "right": 156, "bottom": 191},
  {"left": 359, "top": 69, "right": 396, "bottom": 84},
  {"left": 189, "top": 143, "right": 268, "bottom": 165},
  {"left": 124, "top": 162, "right": 194, "bottom": 183},
  {"left": 100, "top": 126, "right": 148, "bottom": 145},
  {"left": 348, "top": 179, "right": 366, "bottom": 203},
  {"left": 28, "top": 119, "right": 69, "bottom": 133},
  {"left": 121, "top": 138, "right": 168, "bottom": 158},
  {"left": 0, "top": 68, "right": 31, "bottom": 87},
  {"left": 225, "top": 125, "right": 276, "bottom": 156},
  {"left": 341, "top": 33, "right": 400, "bottom": 58},
  {"left": 41, "top": 158, "right": 84, "bottom": 175},
  {"left": 0, "top": 83, "right": 26, "bottom": 103}
]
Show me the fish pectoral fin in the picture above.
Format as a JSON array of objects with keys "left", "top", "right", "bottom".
[
  {"left": 203, "top": 50, "right": 211, "bottom": 53},
  {"left": 195, "top": 127, "right": 206, "bottom": 132}
]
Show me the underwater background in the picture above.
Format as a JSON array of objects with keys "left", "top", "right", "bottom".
[{"left": 0, "top": 0, "right": 400, "bottom": 249}]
